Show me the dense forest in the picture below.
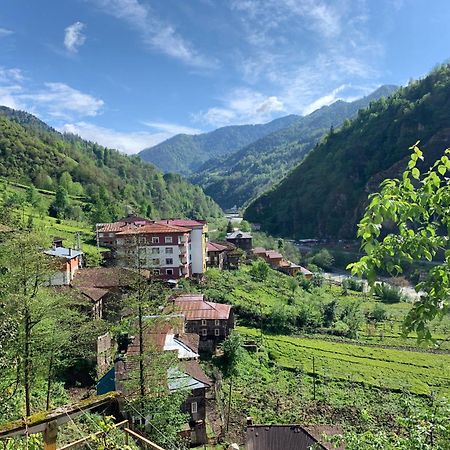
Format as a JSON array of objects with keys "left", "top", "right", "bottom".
[
  {"left": 191, "top": 85, "right": 397, "bottom": 209},
  {"left": 139, "top": 114, "right": 299, "bottom": 175},
  {"left": 245, "top": 64, "right": 450, "bottom": 239},
  {"left": 0, "top": 107, "right": 222, "bottom": 223}
]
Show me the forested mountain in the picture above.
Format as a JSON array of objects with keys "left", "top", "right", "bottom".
[
  {"left": 0, "top": 106, "right": 222, "bottom": 222},
  {"left": 191, "top": 85, "right": 397, "bottom": 209},
  {"left": 244, "top": 65, "right": 450, "bottom": 239},
  {"left": 138, "top": 114, "right": 300, "bottom": 175}
]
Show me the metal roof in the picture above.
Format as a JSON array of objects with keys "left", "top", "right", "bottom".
[
  {"left": 227, "top": 231, "right": 252, "bottom": 239},
  {"left": 44, "top": 247, "right": 83, "bottom": 259}
]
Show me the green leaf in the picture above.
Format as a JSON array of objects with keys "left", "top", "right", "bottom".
[{"left": 411, "top": 168, "right": 420, "bottom": 179}]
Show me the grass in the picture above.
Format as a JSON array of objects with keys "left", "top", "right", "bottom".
[{"left": 238, "top": 327, "right": 450, "bottom": 397}]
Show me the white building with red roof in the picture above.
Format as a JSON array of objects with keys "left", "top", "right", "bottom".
[
  {"left": 157, "top": 219, "right": 208, "bottom": 277},
  {"left": 115, "top": 222, "right": 192, "bottom": 280}
]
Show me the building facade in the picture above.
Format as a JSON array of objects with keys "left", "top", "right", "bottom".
[
  {"left": 157, "top": 219, "right": 208, "bottom": 277},
  {"left": 115, "top": 223, "right": 192, "bottom": 280}
]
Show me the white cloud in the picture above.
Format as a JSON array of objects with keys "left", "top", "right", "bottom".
[
  {"left": 194, "top": 88, "right": 284, "bottom": 126},
  {"left": 60, "top": 121, "right": 191, "bottom": 154},
  {"left": 64, "top": 22, "right": 86, "bottom": 53},
  {"left": 302, "top": 84, "right": 348, "bottom": 115},
  {"left": 0, "top": 68, "right": 104, "bottom": 120},
  {"left": 21, "top": 83, "right": 103, "bottom": 119},
  {"left": 92, "top": 0, "right": 216, "bottom": 68},
  {"left": 0, "top": 28, "right": 13, "bottom": 37}
]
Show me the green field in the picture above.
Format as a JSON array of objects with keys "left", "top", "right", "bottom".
[{"left": 238, "top": 327, "right": 450, "bottom": 397}]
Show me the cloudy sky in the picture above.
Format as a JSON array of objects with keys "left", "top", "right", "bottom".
[{"left": 1, "top": 0, "right": 449, "bottom": 153}]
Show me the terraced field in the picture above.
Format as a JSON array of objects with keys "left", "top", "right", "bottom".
[{"left": 238, "top": 326, "right": 450, "bottom": 396}]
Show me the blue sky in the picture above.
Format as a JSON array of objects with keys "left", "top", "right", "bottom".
[{"left": 1, "top": 0, "right": 449, "bottom": 154}]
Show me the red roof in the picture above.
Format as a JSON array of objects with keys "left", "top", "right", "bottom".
[
  {"left": 207, "top": 242, "right": 228, "bottom": 252},
  {"left": 169, "top": 294, "right": 232, "bottom": 320},
  {"left": 97, "top": 222, "right": 137, "bottom": 233},
  {"left": 116, "top": 223, "right": 191, "bottom": 235},
  {"left": 253, "top": 247, "right": 267, "bottom": 254},
  {"left": 157, "top": 219, "right": 206, "bottom": 228}
]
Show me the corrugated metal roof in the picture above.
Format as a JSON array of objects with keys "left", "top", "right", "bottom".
[
  {"left": 227, "top": 231, "right": 252, "bottom": 239},
  {"left": 245, "top": 424, "right": 344, "bottom": 450},
  {"left": 208, "top": 242, "right": 228, "bottom": 252},
  {"left": 44, "top": 247, "right": 83, "bottom": 259},
  {"left": 171, "top": 298, "right": 232, "bottom": 320}
]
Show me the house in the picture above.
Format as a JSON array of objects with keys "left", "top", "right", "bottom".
[
  {"left": 44, "top": 246, "right": 83, "bottom": 286},
  {"left": 207, "top": 241, "right": 229, "bottom": 269},
  {"left": 97, "top": 315, "right": 211, "bottom": 445},
  {"left": 157, "top": 219, "right": 208, "bottom": 277},
  {"left": 226, "top": 230, "right": 253, "bottom": 252},
  {"left": 167, "top": 294, "right": 234, "bottom": 352},
  {"left": 245, "top": 423, "right": 344, "bottom": 450},
  {"left": 115, "top": 222, "right": 192, "bottom": 280},
  {"left": 252, "top": 247, "right": 312, "bottom": 279},
  {"left": 71, "top": 267, "right": 148, "bottom": 320},
  {"left": 219, "top": 241, "right": 243, "bottom": 269}
]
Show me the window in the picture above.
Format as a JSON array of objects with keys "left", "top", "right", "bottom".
[
  {"left": 191, "top": 401, "right": 198, "bottom": 414},
  {"left": 152, "top": 258, "right": 159, "bottom": 265},
  {"left": 165, "top": 258, "right": 173, "bottom": 265},
  {"left": 151, "top": 248, "right": 160, "bottom": 254},
  {"left": 201, "top": 319, "right": 207, "bottom": 326},
  {"left": 215, "top": 319, "right": 220, "bottom": 326},
  {"left": 166, "top": 268, "right": 173, "bottom": 275},
  {"left": 214, "top": 329, "right": 220, "bottom": 336},
  {"left": 165, "top": 236, "right": 173, "bottom": 243},
  {"left": 152, "top": 237, "right": 159, "bottom": 244},
  {"left": 201, "top": 329, "right": 207, "bottom": 336},
  {"left": 153, "top": 269, "right": 160, "bottom": 275},
  {"left": 165, "top": 247, "right": 173, "bottom": 254}
]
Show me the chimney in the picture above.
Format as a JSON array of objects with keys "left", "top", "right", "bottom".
[
  {"left": 246, "top": 416, "right": 253, "bottom": 426},
  {"left": 69, "top": 248, "right": 72, "bottom": 257}
]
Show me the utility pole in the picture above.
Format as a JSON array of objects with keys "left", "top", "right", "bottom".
[
  {"left": 312, "top": 356, "right": 316, "bottom": 401},
  {"left": 226, "top": 377, "right": 233, "bottom": 433}
]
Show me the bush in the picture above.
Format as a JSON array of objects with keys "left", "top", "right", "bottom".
[
  {"left": 374, "top": 283, "right": 405, "bottom": 304},
  {"left": 342, "top": 277, "right": 364, "bottom": 292},
  {"left": 369, "top": 304, "right": 388, "bottom": 323}
]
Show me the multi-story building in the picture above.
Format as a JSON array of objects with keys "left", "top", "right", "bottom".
[
  {"left": 115, "top": 222, "right": 192, "bottom": 280},
  {"left": 97, "top": 217, "right": 208, "bottom": 278},
  {"left": 157, "top": 219, "right": 208, "bottom": 277}
]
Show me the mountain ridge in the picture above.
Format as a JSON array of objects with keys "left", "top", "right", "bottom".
[
  {"left": 139, "top": 114, "right": 300, "bottom": 175},
  {"left": 244, "top": 65, "right": 450, "bottom": 239},
  {"left": 191, "top": 85, "right": 398, "bottom": 209},
  {"left": 0, "top": 106, "right": 222, "bottom": 221}
]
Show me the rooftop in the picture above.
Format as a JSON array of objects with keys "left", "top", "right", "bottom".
[
  {"left": 207, "top": 241, "right": 229, "bottom": 252},
  {"left": 116, "top": 223, "right": 191, "bottom": 235},
  {"left": 227, "top": 231, "right": 252, "bottom": 239},
  {"left": 169, "top": 294, "right": 232, "bottom": 320},
  {"left": 44, "top": 246, "right": 83, "bottom": 259},
  {"left": 157, "top": 219, "right": 207, "bottom": 228},
  {"left": 245, "top": 424, "right": 344, "bottom": 450},
  {"left": 72, "top": 267, "right": 141, "bottom": 288}
]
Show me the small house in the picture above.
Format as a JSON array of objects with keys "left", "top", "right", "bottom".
[
  {"left": 226, "top": 231, "right": 253, "bottom": 252},
  {"left": 44, "top": 246, "right": 83, "bottom": 286}
]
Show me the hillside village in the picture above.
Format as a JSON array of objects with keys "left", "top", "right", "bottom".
[{"left": 2, "top": 3, "right": 450, "bottom": 447}]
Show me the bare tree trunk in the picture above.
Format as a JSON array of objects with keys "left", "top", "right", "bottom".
[
  {"left": 46, "top": 351, "right": 54, "bottom": 410},
  {"left": 24, "top": 306, "right": 31, "bottom": 417}
]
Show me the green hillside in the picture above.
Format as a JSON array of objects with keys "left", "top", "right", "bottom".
[
  {"left": 191, "top": 86, "right": 397, "bottom": 209},
  {"left": 0, "top": 107, "right": 222, "bottom": 223},
  {"left": 139, "top": 114, "right": 300, "bottom": 175},
  {"left": 245, "top": 65, "right": 450, "bottom": 239}
]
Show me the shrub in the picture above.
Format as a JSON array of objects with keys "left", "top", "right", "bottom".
[
  {"left": 374, "top": 282, "right": 405, "bottom": 304},
  {"left": 309, "top": 249, "right": 335, "bottom": 271},
  {"left": 342, "top": 277, "right": 364, "bottom": 292}
]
